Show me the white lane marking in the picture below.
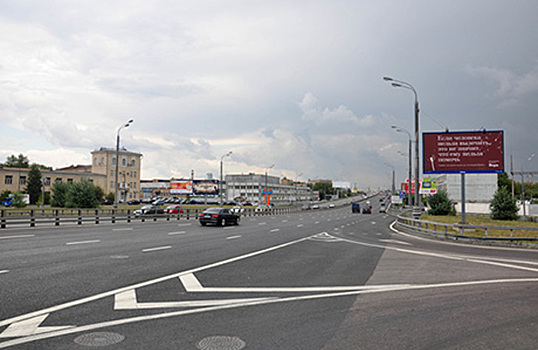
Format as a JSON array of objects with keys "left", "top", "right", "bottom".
[
  {"left": 314, "top": 221, "right": 320, "bottom": 224},
  {"left": 168, "top": 231, "right": 186, "bottom": 235},
  {"left": 371, "top": 221, "right": 376, "bottom": 225},
  {"left": 0, "top": 314, "right": 73, "bottom": 338},
  {"left": 0, "top": 236, "right": 312, "bottom": 330},
  {"left": 142, "top": 246, "right": 172, "bottom": 253},
  {"left": 226, "top": 235, "right": 242, "bottom": 240},
  {"left": 0, "top": 270, "right": 8, "bottom": 275},
  {"left": 112, "top": 228, "right": 133, "bottom": 231},
  {"left": 281, "top": 220, "right": 288, "bottom": 223},
  {"left": 258, "top": 222, "right": 267, "bottom": 225},
  {"left": 297, "top": 224, "right": 304, "bottom": 228},
  {"left": 114, "top": 289, "right": 274, "bottom": 309},
  {"left": 65, "top": 240, "right": 100, "bottom": 246},
  {"left": 270, "top": 229, "right": 280, "bottom": 233},
  {"left": 177, "top": 223, "right": 192, "bottom": 227},
  {"left": 380, "top": 239, "right": 412, "bottom": 246},
  {"left": 0, "top": 235, "right": 35, "bottom": 240},
  {"left": 223, "top": 226, "right": 235, "bottom": 230},
  {"left": 4, "top": 278, "right": 538, "bottom": 348}
]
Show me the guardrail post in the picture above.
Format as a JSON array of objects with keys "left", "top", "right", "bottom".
[
  {"left": 1, "top": 209, "right": 5, "bottom": 229},
  {"left": 186, "top": 209, "right": 190, "bottom": 220},
  {"left": 95, "top": 209, "right": 99, "bottom": 224},
  {"left": 77, "top": 210, "right": 82, "bottom": 225},
  {"left": 55, "top": 210, "right": 60, "bottom": 226},
  {"left": 112, "top": 209, "right": 115, "bottom": 224},
  {"left": 127, "top": 210, "right": 131, "bottom": 223},
  {"left": 30, "top": 210, "right": 35, "bottom": 227}
]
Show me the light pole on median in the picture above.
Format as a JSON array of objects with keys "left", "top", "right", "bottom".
[
  {"left": 384, "top": 76, "right": 421, "bottom": 215},
  {"left": 114, "top": 119, "right": 134, "bottom": 208},
  {"left": 392, "top": 125, "right": 413, "bottom": 206},
  {"left": 219, "top": 151, "right": 232, "bottom": 206},
  {"left": 522, "top": 153, "right": 536, "bottom": 220},
  {"left": 264, "top": 164, "right": 274, "bottom": 205}
]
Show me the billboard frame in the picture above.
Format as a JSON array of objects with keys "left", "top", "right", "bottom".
[{"left": 422, "top": 130, "right": 504, "bottom": 175}]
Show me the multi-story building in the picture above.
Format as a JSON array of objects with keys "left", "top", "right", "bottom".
[
  {"left": 0, "top": 147, "right": 142, "bottom": 203},
  {"left": 91, "top": 147, "right": 142, "bottom": 202},
  {"left": 225, "top": 173, "right": 311, "bottom": 206}
]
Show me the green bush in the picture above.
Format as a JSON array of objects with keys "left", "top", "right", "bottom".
[
  {"left": 490, "top": 186, "right": 519, "bottom": 221},
  {"left": 427, "top": 189, "right": 455, "bottom": 216},
  {"left": 65, "top": 180, "right": 100, "bottom": 208}
]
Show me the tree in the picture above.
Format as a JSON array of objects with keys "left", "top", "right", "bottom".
[
  {"left": 11, "top": 192, "right": 27, "bottom": 208},
  {"left": 65, "top": 180, "right": 100, "bottom": 208},
  {"left": 3, "top": 154, "right": 30, "bottom": 168},
  {"left": 51, "top": 182, "right": 69, "bottom": 207},
  {"left": 490, "top": 186, "right": 519, "bottom": 221},
  {"left": 25, "top": 164, "right": 43, "bottom": 205},
  {"left": 427, "top": 189, "right": 455, "bottom": 216},
  {"left": 497, "top": 172, "right": 512, "bottom": 190}
]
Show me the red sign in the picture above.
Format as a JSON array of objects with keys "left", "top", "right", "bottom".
[{"left": 423, "top": 130, "right": 504, "bottom": 174}]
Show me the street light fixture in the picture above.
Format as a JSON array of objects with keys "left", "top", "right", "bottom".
[
  {"left": 392, "top": 125, "right": 413, "bottom": 206},
  {"left": 384, "top": 76, "right": 421, "bottom": 215},
  {"left": 219, "top": 151, "right": 233, "bottom": 206},
  {"left": 114, "top": 119, "right": 134, "bottom": 208}
]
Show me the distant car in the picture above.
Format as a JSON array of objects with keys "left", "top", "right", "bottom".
[
  {"left": 255, "top": 204, "right": 272, "bottom": 212},
  {"left": 301, "top": 204, "right": 311, "bottom": 210},
  {"left": 134, "top": 205, "right": 164, "bottom": 216},
  {"left": 164, "top": 205, "right": 183, "bottom": 214},
  {"left": 379, "top": 205, "right": 387, "bottom": 213},
  {"left": 312, "top": 204, "right": 320, "bottom": 209},
  {"left": 362, "top": 205, "right": 372, "bottom": 214},
  {"left": 101, "top": 199, "right": 113, "bottom": 205},
  {"left": 351, "top": 202, "right": 361, "bottom": 213},
  {"left": 127, "top": 199, "right": 140, "bottom": 205},
  {"left": 199, "top": 208, "right": 240, "bottom": 226}
]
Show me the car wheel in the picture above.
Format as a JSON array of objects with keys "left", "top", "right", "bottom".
[
  {"left": 234, "top": 218, "right": 239, "bottom": 225},
  {"left": 219, "top": 219, "right": 224, "bottom": 226},
  {"left": 200, "top": 222, "right": 206, "bottom": 226}
]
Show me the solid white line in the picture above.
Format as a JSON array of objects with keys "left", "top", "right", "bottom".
[
  {"left": 65, "top": 240, "right": 100, "bottom": 246},
  {"left": 177, "top": 223, "right": 192, "bottom": 227},
  {"left": 168, "top": 231, "right": 186, "bottom": 235},
  {"left": 0, "top": 235, "right": 35, "bottom": 240},
  {"left": 270, "top": 229, "right": 280, "bottom": 232},
  {"left": 226, "top": 235, "right": 242, "bottom": 240},
  {"left": 142, "top": 246, "right": 172, "bottom": 253},
  {"left": 112, "top": 228, "right": 133, "bottom": 231}
]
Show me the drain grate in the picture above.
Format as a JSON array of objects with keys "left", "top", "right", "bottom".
[
  {"left": 196, "top": 336, "right": 246, "bottom": 350},
  {"left": 74, "top": 332, "right": 125, "bottom": 347}
]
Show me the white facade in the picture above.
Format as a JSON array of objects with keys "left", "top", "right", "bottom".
[
  {"left": 436, "top": 173, "right": 498, "bottom": 203},
  {"left": 225, "top": 173, "right": 311, "bottom": 206}
]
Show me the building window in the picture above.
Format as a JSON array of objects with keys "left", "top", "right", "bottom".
[
  {"left": 67, "top": 179, "right": 73, "bottom": 184},
  {"left": 131, "top": 159, "right": 136, "bottom": 167},
  {"left": 19, "top": 176, "right": 26, "bottom": 185},
  {"left": 110, "top": 170, "right": 114, "bottom": 176},
  {"left": 5, "top": 175, "right": 13, "bottom": 185},
  {"left": 111, "top": 181, "right": 114, "bottom": 189},
  {"left": 56, "top": 178, "right": 62, "bottom": 183},
  {"left": 122, "top": 156, "right": 127, "bottom": 167},
  {"left": 112, "top": 157, "right": 117, "bottom": 166},
  {"left": 101, "top": 157, "right": 104, "bottom": 166},
  {"left": 44, "top": 177, "right": 51, "bottom": 186}
]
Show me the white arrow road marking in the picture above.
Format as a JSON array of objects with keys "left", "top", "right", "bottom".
[
  {"left": 114, "top": 289, "right": 275, "bottom": 310},
  {"left": 0, "top": 314, "right": 73, "bottom": 338}
]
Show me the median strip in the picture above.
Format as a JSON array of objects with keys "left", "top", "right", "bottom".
[
  {"left": 142, "top": 246, "right": 172, "bottom": 253},
  {"left": 66, "top": 240, "right": 101, "bottom": 245}
]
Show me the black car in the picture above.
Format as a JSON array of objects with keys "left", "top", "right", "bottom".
[{"left": 199, "top": 208, "right": 240, "bottom": 226}]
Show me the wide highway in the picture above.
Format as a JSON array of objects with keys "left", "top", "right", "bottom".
[{"left": 1, "top": 202, "right": 537, "bottom": 349}]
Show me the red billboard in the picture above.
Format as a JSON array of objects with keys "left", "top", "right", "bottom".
[{"left": 423, "top": 130, "right": 504, "bottom": 174}]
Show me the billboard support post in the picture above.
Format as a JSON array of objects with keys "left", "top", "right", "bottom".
[{"left": 461, "top": 172, "right": 466, "bottom": 224}]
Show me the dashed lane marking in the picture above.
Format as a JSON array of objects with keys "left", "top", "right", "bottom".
[
  {"left": 168, "top": 231, "right": 186, "bottom": 235},
  {"left": 66, "top": 240, "right": 101, "bottom": 246},
  {"left": 142, "top": 246, "right": 172, "bottom": 253},
  {"left": 270, "top": 229, "right": 280, "bottom": 232},
  {"left": 226, "top": 235, "right": 242, "bottom": 240},
  {"left": 0, "top": 235, "right": 35, "bottom": 240}
]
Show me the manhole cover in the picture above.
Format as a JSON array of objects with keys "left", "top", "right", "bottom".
[
  {"left": 74, "top": 332, "right": 125, "bottom": 347},
  {"left": 196, "top": 336, "right": 246, "bottom": 350}
]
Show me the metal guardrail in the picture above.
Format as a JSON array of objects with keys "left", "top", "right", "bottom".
[
  {"left": 0, "top": 207, "right": 294, "bottom": 229},
  {"left": 394, "top": 212, "right": 538, "bottom": 243}
]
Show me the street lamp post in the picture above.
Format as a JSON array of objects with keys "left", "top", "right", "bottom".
[
  {"left": 392, "top": 125, "right": 413, "bottom": 206},
  {"left": 114, "top": 119, "right": 134, "bottom": 208},
  {"left": 384, "top": 163, "right": 396, "bottom": 194},
  {"left": 263, "top": 164, "right": 274, "bottom": 205},
  {"left": 219, "top": 151, "right": 232, "bottom": 206},
  {"left": 522, "top": 153, "right": 536, "bottom": 220},
  {"left": 384, "top": 77, "right": 420, "bottom": 215}
]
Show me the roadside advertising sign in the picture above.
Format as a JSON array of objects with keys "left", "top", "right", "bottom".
[
  {"left": 423, "top": 130, "right": 504, "bottom": 174},
  {"left": 170, "top": 180, "right": 193, "bottom": 195},
  {"left": 391, "top": 195, "right": 403, "bottom": 205},
  {"left": 420, "top": 177, "right": 437, "bottom": 195},
  {"left": 402, "top": 179, "right": 421, "bottom": 195},
  {"left": 193, "top": 180, "right": 220, "bottom": 196}
]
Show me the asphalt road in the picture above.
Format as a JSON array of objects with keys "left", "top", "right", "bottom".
[{"left": 0, "top": 202, "right": 537, "bottom": 349}]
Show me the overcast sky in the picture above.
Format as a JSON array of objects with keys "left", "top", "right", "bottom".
[{"left": 1, "top": 0, "right": 537, "bottom": 190}]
